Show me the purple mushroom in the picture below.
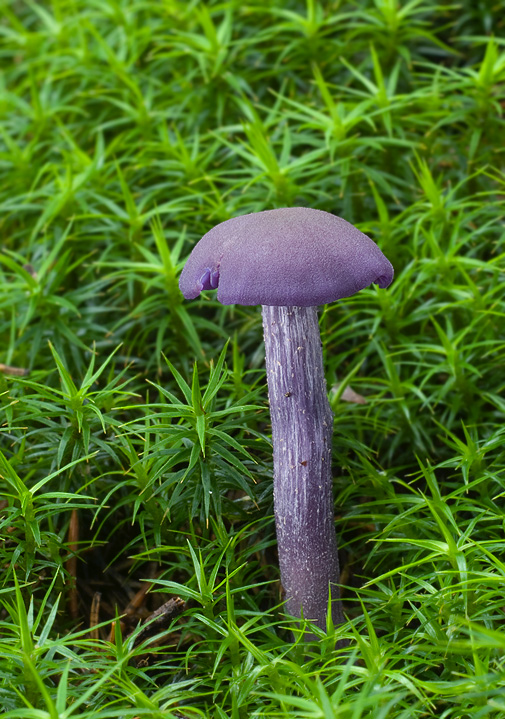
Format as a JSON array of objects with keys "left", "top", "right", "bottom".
[{"left": 179, "top": 207, "right": 393, "bottom": 634}]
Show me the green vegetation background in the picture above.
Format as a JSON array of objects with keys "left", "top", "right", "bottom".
[{"left": 1, "top": 0, "right": 505, "bottom": 716}]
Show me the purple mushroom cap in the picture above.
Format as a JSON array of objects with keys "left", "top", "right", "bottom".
[{"left": 179, "top": 207, "right": 393, "bottom": 306}]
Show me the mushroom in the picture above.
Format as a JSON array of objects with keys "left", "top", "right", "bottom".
[{"left": 179, "top": 207, "right": 393, "bottom": 634}]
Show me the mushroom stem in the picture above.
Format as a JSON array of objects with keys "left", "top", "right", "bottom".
[{"left": 261, "top": 305, "right": 343, "bottom": 631}]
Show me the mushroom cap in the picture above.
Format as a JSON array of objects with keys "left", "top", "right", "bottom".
[{"left": 179, "top": 207, "right": 393, "bottom": 306}]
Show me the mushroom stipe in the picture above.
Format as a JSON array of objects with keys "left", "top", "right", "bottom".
[
  {"left": 179, "top": 207, "right": 393, "bottom": 638},
  {"left": 262, "top": 304, "right": 343, "bottom": 630}
]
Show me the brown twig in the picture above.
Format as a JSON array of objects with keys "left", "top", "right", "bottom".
[
  {"left": 66, "top": 509, "right": 80, "bottom": 620},
  {"left": 127, "top": 597, "right": 186, "bottom": 649},
  {"left": 89, "top": 592, "right": 102, "bottom": 640},
  {"left": 0, "top": 364, "right": 29, "bottom": 377}
]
